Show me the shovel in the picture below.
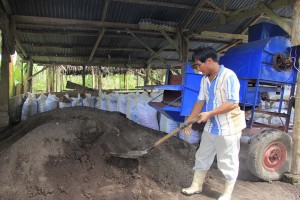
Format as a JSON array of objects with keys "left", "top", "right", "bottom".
[{"left": 109, "top": 116, "right": 201, "bottom": 159}]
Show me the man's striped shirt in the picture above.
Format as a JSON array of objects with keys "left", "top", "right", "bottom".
[{"left": 197, "top": 65, "right": 245, "bottom": 135}]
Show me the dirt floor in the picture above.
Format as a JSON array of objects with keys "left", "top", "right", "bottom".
[{"left": 0, "top": 107, "right": 299, "bottom": 200}]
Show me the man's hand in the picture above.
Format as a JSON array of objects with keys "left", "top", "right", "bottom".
[
  {"left": 197, "top": 112, "right": 211, "bottom": 123},
  {"left": 183, "top": 124, "right": 192, "bottom": 135}
]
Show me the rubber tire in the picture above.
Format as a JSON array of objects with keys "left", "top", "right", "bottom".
[{"left": 246, "top": 129, "right": 292, "bottom": 181}]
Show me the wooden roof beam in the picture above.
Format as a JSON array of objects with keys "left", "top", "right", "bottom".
[
  {"left": 34, "top": 61, "right": 145, "bottom": 67},
  {"left": 14, "top": 15, "right": 178, "bottom": 33},
  {"left": 33, "top": 55, "right": 146, "bottom": 63},
  {"left": 88, "top": 0, "right": 109, "bottom": 64},
  {"left": 16, "top": 38, "right": 28, "bottom": 57},
  {"left": 204, "top": 0, "right": 229, "bottom": 16},
  {"left": 111, "top": 0, "right": 225, "bottom": 14},
  {"left": 17, "top": 30, "right": 168, "bottom": 41},
  {"left": 183, "top": 0, "right": 206, "bottom": 29},
  {"left": 1, "top": 0, "right": 11, "bottom": 14},
  {"left": 88, "top": 28, "right": 105, "bottom": 63},
  {"left": 258, "top": 2, "right": 292, "bottom": 35},
  {"left": 126, "top": 28, "right": 166, "bottom": 64},
  {"left": 217, "top": 15, "right": 263, "bottom": 54},
  {"left": 111, "top": 0, "right": 192, "bottom": 9},
  {"left": 160, "top": 30, "right": 179, "bottom": 51},
  {"left": 192, "top": 0, "right": 293, "bottom": 35},
  {"left": 22, "top": 43, "right": 148, "bottom": 52},
  {"left": 146, "top": 41, "right": 170, "bottom": 64},
  {"left": 199, "top": 31, "right": 248, "bottom": 42},
  {"left": 27, "top": 65, "right": 51, "bottom": 81}
]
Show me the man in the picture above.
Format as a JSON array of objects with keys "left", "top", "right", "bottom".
[{"left": 182, "top": 46, "right": 246, "bottom": 200}]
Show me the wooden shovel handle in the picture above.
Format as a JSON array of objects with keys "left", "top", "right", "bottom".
[{"left": 153, "top": 116, "right": 201, "bottom": 148}]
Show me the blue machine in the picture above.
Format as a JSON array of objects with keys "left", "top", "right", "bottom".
[
  {"left": 220, "top": 35, "right": 297, "bottom": 131},
  {"left": 220, "top": 36, "right": 296, "bottom": 84},
  {"left": 144, "top": 22, "right": 298, "bottom": 132},
  {"left": 143, "top": 63, "right": 203, "bottom": 122}
]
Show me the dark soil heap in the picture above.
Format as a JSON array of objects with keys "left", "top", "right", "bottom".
[
  {"left": 1, "top": 107, "right": 300, "bottom": 200},
  {"left": 0, "top": 107, "right": 198, "bottom": 200}
]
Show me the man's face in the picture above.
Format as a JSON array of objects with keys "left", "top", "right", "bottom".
[{"left": 193, "top": 58, "right": 210, "bottom": 76}]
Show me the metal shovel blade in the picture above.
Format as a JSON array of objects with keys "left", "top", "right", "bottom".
[{"left": 109, "top": 148, "right": 150, "bottom": 159}]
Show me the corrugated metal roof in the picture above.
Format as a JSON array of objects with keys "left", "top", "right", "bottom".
[{"left": 0, "top": 0, "right": 294, "bottom": 68}]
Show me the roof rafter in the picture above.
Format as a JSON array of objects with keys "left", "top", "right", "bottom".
[
  {"left": 192, "top": 0, "right": 293, "bottom": 35},
  {"left": 88, "top": 0, "right": 109, "bottom": 64},
  {"left": 111, "top": 0, "right": 227, "bottom": 14},
  {"left": 1, "top": 0, "right": 11, "bottom": 14},
  {"left": 160, "top": 30, "right": 179, "bottom": 51},
  {"left": 183, "top": 0, "right": 206, "bottom": 29},
  {"left": 23, "top": 43, "right": 148, "bottom": 52},
  {"left": 199, "top": 31, "right": 248, "bottom": 42},
  {"left": 126, "top": 28, "right": 166, "bottom": 64},
  {"left": 204, "top": 0, "right": 229, "bottom": 16},
  {"left": 111, "top": 0, "right": 192, "bottom": 9},
  {"left": 14, "top": 15, "right": 179, "bottom": 33},
  {"left": 258, "top": 2, "right": 292, "bottom": 35},
  {"left": 217, "top": 14, "right": 263, "bottom": 53}
]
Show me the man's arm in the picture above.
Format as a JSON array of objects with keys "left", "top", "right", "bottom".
[
  {"left": 199, "top": 72, "right": 240, "bottom": 123},
  {"left": 183, "top": 101, "right": 205, "bottom": 135},
  {"left": 198, "top": 102, "right": 238, "bottom": 123},
  {"left": 186, "top": 101, "right": 205, "bottom": 122}
]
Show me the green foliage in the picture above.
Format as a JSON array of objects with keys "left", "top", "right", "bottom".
[
  {"left": 19, "top": 65, "right": 166, "bottom": 93},
  {"left": 13, "top": 55, "right": 24, "bottom": 85},
  {"left": 32, "top": 65, "right": 46, "bottom": 92}
]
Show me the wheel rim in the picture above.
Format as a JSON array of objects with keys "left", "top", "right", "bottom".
[{"left": 263, "top": 142, "right": 287, "bottom": 172}]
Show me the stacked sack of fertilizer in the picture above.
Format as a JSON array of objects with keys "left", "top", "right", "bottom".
[
  {"left": 159, "top": 114, "right": 179, "bottom": 134},
  {"left": 136, "top": 93, "right": 159, "bottom": 130},
  {"left": 59, "top": 94, "right": 72, "bottom": 108},
  {"left": 21, "top": 92, "right": 37, "bottom": 121},
  {"left": 117, "top": 94, "right": 127, "bottom": 114},
  {"left": 95, "top": 91, "right": 108, "bottom": 110},
  {"left": 107, "top": 93, "right": 118, "bottom": 112},
  {"left": 45, "top": 94, "right": 59, "bottom": 111},
  {"left": 37, "top": 93, "right": 47, "bottom": 113},
  {"left": 83, "top": 93, "right": 95, "bottom": 108},
  {"left": 71, "top": 93, "right": 83, "bottom": 107}
]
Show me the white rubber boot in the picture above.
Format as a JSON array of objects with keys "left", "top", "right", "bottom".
[
  {"left": 181, "top": 170, "right": 207, "bottom": 195},
  {"left": 218, "top": 180, "right": 236, "bottom": 200}
]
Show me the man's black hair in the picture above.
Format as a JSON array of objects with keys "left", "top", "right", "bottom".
[{"left": 192, "top": 46, "right": 218, "bottom": 63}]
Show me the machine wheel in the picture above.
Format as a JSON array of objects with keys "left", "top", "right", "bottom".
[{"left": 246, "top": 129, "right": 292, "bottom": 181}]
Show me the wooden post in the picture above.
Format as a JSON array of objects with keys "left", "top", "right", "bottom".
[
  {"left": 46, "top": 65, "right": 53, "bottom": 92},
  {"left": 282, "top": 0, "right": 300, "bottom": 184},
  {"left": 56, "top": 67, "right": 61, "bottom": 92},
  {"left": 92, "top": 66, "right": 95, "bottom": 89},
  {"left": 123, "top": 72, "right": 126, "bottom": 89},
  {"left": 291, "top": 0, "right": 300, "bottom": 176},
  {"left": 98, "top": 67, "right": 102, "bottom": 90},
  {"left": 52, "top": 66, "right": 55, "bottom": 92},
  {"left": 145, "top": 64, "right": 151, "bottom": 86},
  {"left": 26, "top": 59, "right": 33, "bottom": 92},
  {"left": 125, "top": 71, "right": 128, "bottom": 90},
  {"left": 0, "top": 39, "right": 10, "bottom": 127},
  {"left": 20, "top": 62, "right": 24, "bottom": 94},
  {"left": 49, "top": 66, "right": 54, "bottom": 92},
  {"left": 136, "top": 69, "right": 139, "bottom": 86},
  {"left": 60, "top": 72, "right": 63, "bottom": 92},
  {"left": 9, "top": 54, "right": 14, "bottom": 98},
  {"left": 178, "top": 29, "right": 189, "bottom": 71},
  {"left": 94, "top": 67, "right": 98, "bottom": 89},
  {"left": 82, "top": 65, "right": 86, "bottom": 87},
  {"left": 46, "top": 65, "right": 49, "bottom": 92}
]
